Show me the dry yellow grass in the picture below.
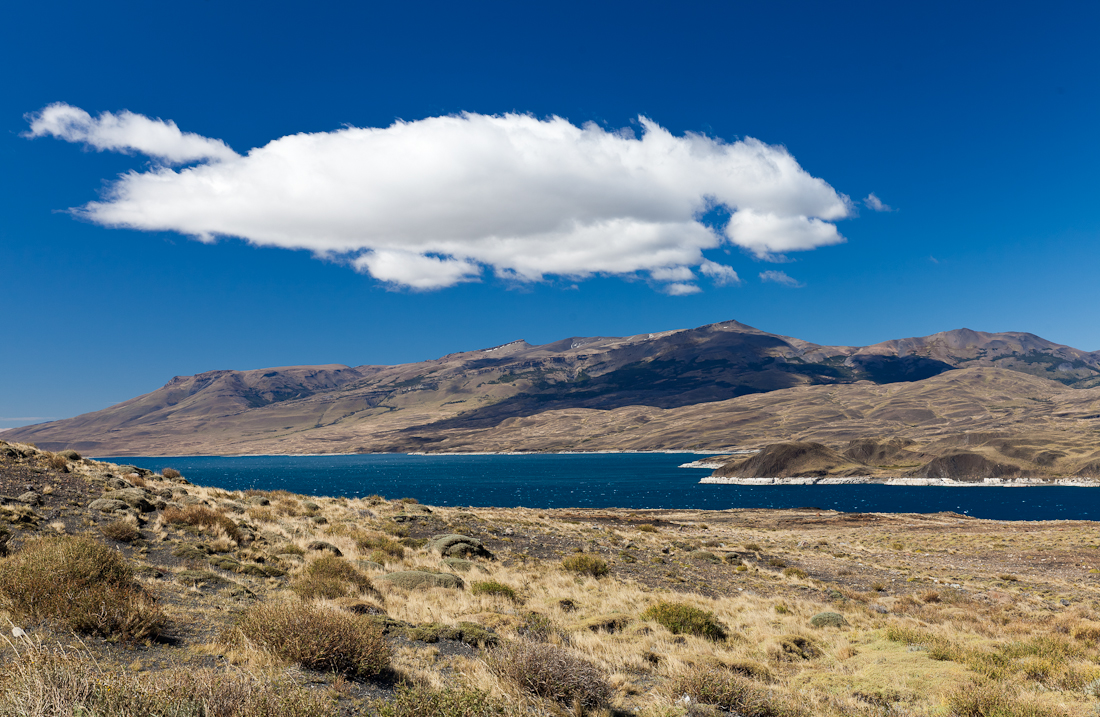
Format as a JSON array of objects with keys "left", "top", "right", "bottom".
[{"left": 5, "top": 442, "right": 1100, "bottom": 716}]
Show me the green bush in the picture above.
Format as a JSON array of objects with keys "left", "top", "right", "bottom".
[
  {"left": 485, "top": 640, "right": 610, "bottom": 708},
  {"left": 0, "top": 535, "right": 165, "bottom": 641},
  {"left": 229, "top": 600, "right": 389, "bottom": 679},
  {"left": 641, "top": 601, "right": 727, "bottom": 641},
  {"left": 561, "top": 553, "right": 609, "bottom": 578},
  {"left": 374, "top": 684, "right": 507, "bottom": 717},
  {"left": 290, "top": 555, "right": 376, "bottom": 601},
  {"left": 408, "top": 621, "right": 499, "bottom": 647},
  {"left": 470, "top": 580, "right": 519, "bottom": 602}
]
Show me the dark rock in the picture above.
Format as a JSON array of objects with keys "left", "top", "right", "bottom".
[
  {"left": 305, "top": 540, "right": 342, "bottom": 556},
  {"left": 89, "top": 498, "right": 132, "bottom": 514},
  {"left": 378, "top": 570, "right": 464, "bottom": 590},
  {"left": 431, "top": 534, "right": 492, "bottom": 559},
  {"left": 443, "top": 558, "right": 476, "bottom": 572},
  {"left": 101, "top": 488, "right": 156, "bottom": 513}
]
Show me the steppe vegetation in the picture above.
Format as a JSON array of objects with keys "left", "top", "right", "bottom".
[{"left": 4, "top": 440, "right": 1100, "bottom": 715}]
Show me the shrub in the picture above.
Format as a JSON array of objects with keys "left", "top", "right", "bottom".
[
  {"left": 0, "top": 535, "right": 165, "bottom": 641},
  {"left": 356, "top": 533, "right": 406, "bottom": 559},
  {"left": 471, "top": 580, "right": 519, "bottom": 602},
  {"left": 485, "top": 640, "right": 610, "bottom": 708},
  {"left": 809, "top": 612, "right": 848, "bottom": 628},
  {"left": 561, "top": 553, "right": 609, "bottom": 578},
  {"left": 162, "top": 504, "right": 243, "bottom": 542},
  {"left": 0, "top": 643, "right": 331, "bottom": 717},
  {"left": 161, "top": 467, "right": 181, "bottom": 480},
  {"left": 408, "top": 621, "right": 499, "bottom": 647},
  {"left": 290, "top": 555, "right": 376, "bottom": 601},
  {"left": 667, "top": 667, "right": 802, "bottom": 717},
  {"left": 641, "top": 601, "right": 727, "bottom": 641},
  {"left": 636, "top": 523, "right": 658, "bottom": 533},
  {"left": 229, "top": 600, "right": 389, "bottom": 679},
  {"left": 101, "top": 520, "right": 141, "bottom": 543},
  {"left": 47, "top": 453, "right": 69, "bottom": 471},
  {"left": 374, "top": 684, "right": 506, "bottom": 717},
  {"left": 774, "top": 635, "right": 820, "bottom": 661},
  {"left": 744, "top": 542, "right": 762, "bottom": 552},
  {"left": 783, "top": 567, "right": 808, "bottom": 579},
  {"left": 516, "top": 611, "right": 561, "bottom": 642}
]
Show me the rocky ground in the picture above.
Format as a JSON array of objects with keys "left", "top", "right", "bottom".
[{"left": 4, "top": 439, "right": 1100, "bottom": 716}]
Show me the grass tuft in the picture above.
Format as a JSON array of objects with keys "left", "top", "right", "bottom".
[
  {"left": 470, "top": 579, "right": 520, "bottom": 602},
  {"left": 0, "top": 534, "right": 165, "bottom": 641},
  {"left": 0, "top": 643, "right": 331, "bottom": 717},
  {"left": 667, "top": 666, "right": 804, "bottom": 716},
  {"left": 373, "top": 684, "right": 507, "bottom": 717},
  {"left": 485, "top": 639, "right": 610, "bottom": 708},
  {"left": 101, "top": 520, "right": 141, "bottom": 543},
  {"left": 290, "top": 555, "right": 376, "bottom": 601},
  {"left": 228, "top": 600, "right": 389, "bottom": 679},
  {"left": 163, "top": 504, "right": 243, "bottom": 542},
  {"left": 561, "top": 553, "right": 609, "bottom": 578}
]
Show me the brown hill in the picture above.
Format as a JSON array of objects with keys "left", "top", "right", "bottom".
[
  {"left": 8, "top": 320, "right": 1100, "bottom": 457},
  {"left": 712, "top": 442, "right": 866, "bottom": 478}
]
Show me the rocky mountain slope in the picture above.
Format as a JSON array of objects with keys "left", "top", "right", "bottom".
[{"left": 8, "top": 320, "right": 1100, "bottom": 456}]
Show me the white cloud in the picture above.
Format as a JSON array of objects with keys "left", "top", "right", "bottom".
[
  {"left": 759, "top": 270, "right": 804, "bottom": 288},
  {"left": 352, "top": 251, "right": 481, "bottom": 289},
  {"left": 698, "top": 260, "right": 741, "bottom": 286},
  {"left": 725, "top": 210, "right": 844, "bottom": 260},
  {"left": 25, "top": 103, "right": 238, "bottom": 165},
  {"left": 662, "top": 282, "right": 703, "bottom": 296},
  {"left": 650, "top": 266, "right": 696, "bottom": 282},
  {"left": 30, "top": 106, "right": 854, "bottom": 290},
  {"left": 863, "top": 193, "right": 893, "bottom": 212}
]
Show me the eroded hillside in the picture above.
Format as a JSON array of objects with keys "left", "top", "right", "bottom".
[{"left": 8, "top": 321, "right": 1100, "bottom": 456}]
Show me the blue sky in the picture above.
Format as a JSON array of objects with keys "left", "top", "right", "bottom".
[{"left": 2, "top": 1, "right": 1099, "bottom": 429}]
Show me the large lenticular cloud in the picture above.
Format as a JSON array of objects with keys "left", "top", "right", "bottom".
[{"left": 26, "top": 104, "right": 854, "bottom": 291}]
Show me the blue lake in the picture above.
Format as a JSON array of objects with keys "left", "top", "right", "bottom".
[{"left": 100, "top": 453, "right": 1100, "bottom": 522}]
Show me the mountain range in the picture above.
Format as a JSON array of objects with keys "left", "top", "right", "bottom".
[{"left": 8, "top": 320, "right": 1100, "bottom": 474}]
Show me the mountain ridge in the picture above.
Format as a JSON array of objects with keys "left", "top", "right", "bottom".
[{"left": 9, "top": 320, "right": 1100, "bottom": 456}]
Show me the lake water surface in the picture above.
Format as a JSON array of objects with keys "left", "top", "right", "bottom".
[{"left": 102, "top": 453, "right": 1100, "bottom": 521}]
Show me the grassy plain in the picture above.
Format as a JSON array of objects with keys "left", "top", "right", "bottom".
[{"left": 3, "top": 440, "right": 1100, "bottom": 716}]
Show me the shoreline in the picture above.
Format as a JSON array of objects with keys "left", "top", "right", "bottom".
[
  {"left": 90, "top": 448, "right": 742, "bottom": 460},
  {"left": 700, "top": 475, "right": 1100, "bottom": 487}
]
